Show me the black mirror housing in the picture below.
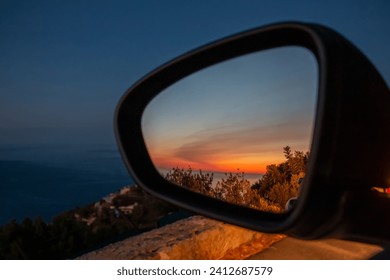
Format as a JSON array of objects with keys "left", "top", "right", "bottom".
[{"left": 115, "top": 22, "right": 390, "bottom": 242}]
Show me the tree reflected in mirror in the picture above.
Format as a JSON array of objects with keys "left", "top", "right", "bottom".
[{"left": 164, "top": 146, "right": 308, "bottom": 213}]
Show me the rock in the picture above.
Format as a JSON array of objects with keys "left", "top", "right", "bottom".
[{"left": 77, "top": 216, "right": 285, "bottom": 260}]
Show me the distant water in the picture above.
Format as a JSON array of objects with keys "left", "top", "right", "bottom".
[
  {"left": 0, "top": 145, "right": 264, "bottom": 226},
  {"left": 159, "top": 168, "right": 262, "bottom": 187},
  {"left": 0, "top": 144, "right": 133, "bottom": 225}
]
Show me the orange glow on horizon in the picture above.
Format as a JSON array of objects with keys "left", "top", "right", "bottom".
[{"left": 151, "top": 155, "right": 286, "bottom": 175}]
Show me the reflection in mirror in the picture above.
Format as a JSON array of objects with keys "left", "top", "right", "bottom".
[{"left": 142, "top": 46, "right": 318, "bottom": 213}]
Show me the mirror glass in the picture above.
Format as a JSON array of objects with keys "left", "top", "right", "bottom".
[{"left": 142, "top": 46, "right": 318, "bottom": 213}]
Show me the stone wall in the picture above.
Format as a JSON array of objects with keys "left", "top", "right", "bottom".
[{"left": 77, "top": 216, "right": 284, "bottom": 260}]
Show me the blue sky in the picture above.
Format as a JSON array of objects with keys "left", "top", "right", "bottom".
[{"left": 1, "top": 0, "right": 389, "bottom": 152}]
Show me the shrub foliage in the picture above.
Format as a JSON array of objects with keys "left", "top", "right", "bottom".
[{"left": 165, "top": 146, "right": 309, "bottom": 212}]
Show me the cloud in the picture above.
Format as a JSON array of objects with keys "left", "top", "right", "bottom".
[{"left": 172, "top": 117, "right": 312, "bottom": 171}]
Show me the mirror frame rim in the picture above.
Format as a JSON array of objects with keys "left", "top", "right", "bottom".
[{"left": 115, "top": 22, "right": 390, "bottom": 241}]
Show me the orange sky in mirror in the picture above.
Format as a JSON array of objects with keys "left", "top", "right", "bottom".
[
  {"left": 144, "top": 112, "right": 313, "bottom": 175},
  {"left": 149, "top": 152, "right": 286, "bottom": 174},
  {"left": 145, "top": 117, "right": 313, "bottom": 175},
  {"left": 142, "top": 47, "right": 317, "bottom": 176}
]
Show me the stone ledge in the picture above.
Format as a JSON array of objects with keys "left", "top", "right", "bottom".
[{"left": 77, "top": 216, "right": 285, "bottom": 260}]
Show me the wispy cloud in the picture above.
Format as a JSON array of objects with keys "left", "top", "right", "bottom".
[{"left": 150, "top": 116, "right": 313, "bottom": 173}]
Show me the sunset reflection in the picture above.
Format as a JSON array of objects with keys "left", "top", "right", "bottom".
[{"left": 142, "top": 46, "right": 318, "bottom": 175}]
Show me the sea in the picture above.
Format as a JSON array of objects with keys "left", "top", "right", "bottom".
[
  {"left": 0, "top": 144, "right": 134, "bottom": 226},
  {"left": 0, "top": 144, "right": 263, "bottom": 226}
]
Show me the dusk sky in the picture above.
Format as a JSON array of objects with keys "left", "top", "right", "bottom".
[
  {"left": 1, "top": 0, "right": 390, "bottom": 226},
  {"left": 1, "top": 0, "right": 390, "bottom": 164},
  {"left": 143, "top": 47, "right": 317, "bottom": 173}
]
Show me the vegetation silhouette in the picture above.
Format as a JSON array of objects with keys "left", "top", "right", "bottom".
[
  {"left": 0, "top": 146, "right": 307, "bottom": 259},
  {"left": 0, "top": 186, "right": 177, "bottom": 259},
  {"left": 165, "top": 146, "right": 308, "bottom": 212}
]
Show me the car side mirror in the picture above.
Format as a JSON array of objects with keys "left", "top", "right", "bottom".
[{"left": 115, "top": 22, "right": 390, "bottom": 243}]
